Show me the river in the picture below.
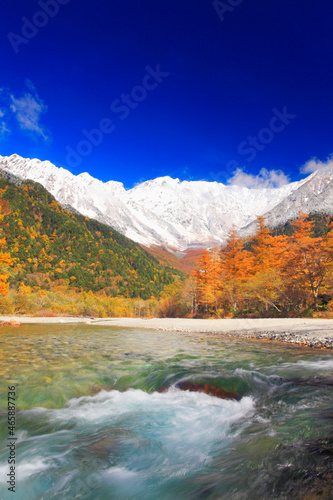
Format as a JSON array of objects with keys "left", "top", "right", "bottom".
[{"left": 0, "top": 324, "right": 332, "bottom": 499}]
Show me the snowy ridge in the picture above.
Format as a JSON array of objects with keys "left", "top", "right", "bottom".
[
  {"left": 0, "top": 154, "right": 326, "bottom": 250},
  {"left": 240, "top": 166, "right": 333, "bottom": 236}
]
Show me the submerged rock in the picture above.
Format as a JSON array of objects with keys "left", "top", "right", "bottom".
[
  {"left": 293, "top": 376, "right": 333, "bottom": 387},
  {"left": 10, "top": 319, "right": 21, "bottom": 327},
  {"left": 0, "top": 319, "right": 21, "bottom": 327},
  {"left": 252, "top": 436, "right": 333, "bottom": 499},
  {"left": 159, "top": 381, "right": 241, "bottom": 401}
]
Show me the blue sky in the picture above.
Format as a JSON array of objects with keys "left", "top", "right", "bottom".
[{"left": 0, "top": 0, "right": 333, "bottom": 188}]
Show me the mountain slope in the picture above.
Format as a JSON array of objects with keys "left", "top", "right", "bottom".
[
  {"left": 141, "top": 245, "right": 204, "bottom": 274},
  {"left": 271, "top": 212, "right": 333, "bottom": 238},
  {"left": 0, "top": 172, "right": 183, "bottom": 298},
  {"left": 240, "top": 166, "right": 333, "bottom": 236},
  {"left": 0, "top": 154, "right": 311, "bottom": 250}
]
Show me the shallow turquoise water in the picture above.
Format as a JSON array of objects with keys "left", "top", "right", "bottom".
[{"left": 0, "top": 325, "right": 332, "bottom": 499}]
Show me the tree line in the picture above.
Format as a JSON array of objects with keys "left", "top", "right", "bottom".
[
  {"left": 0, "top": 175, "right": 183, "bottom": 301},
  {"left": 192, "top": 213, "right": 333, "bottom": 317},
  {"left": 2, "top": 189, "right": 333, "bottom": 318}
]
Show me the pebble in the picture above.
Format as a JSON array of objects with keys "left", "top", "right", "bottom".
[{"left": 224, "top": 330, "right": 333, "bottom": 349}]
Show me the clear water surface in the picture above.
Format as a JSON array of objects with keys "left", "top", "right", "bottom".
[{"left": 0, "top": 324, "right": 332, "bottom": 499}]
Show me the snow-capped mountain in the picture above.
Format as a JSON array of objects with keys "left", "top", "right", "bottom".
[
  {"left": 0, "top": 154, "right": 329, "bottom": 250},
  {"left": 240, "top": 165, "right": 333, "bottom": 235}
]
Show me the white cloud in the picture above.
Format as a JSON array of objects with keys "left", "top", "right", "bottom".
[
  {"left": 300, "top": 156, "right": 333, "bottom": 174},
  {"left": 227, "top": 167, "right": 290, "bottom": 189},
  {"left": 0, "top": 81, "right": 49, "bottom": 141},
  {"left": 0, "top": 109, "right": 10, "bottom": 139},
  {"left": 0, "top": 121, "right": 10, "bottom": 135},
  {"left": 10, "top": 89, "right": 48, "bottom": 140}
]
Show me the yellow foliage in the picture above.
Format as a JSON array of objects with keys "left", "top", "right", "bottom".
[
  {"left": 0, "top": 209, "right": 12, "bottom": 296},
  {"left": 18, "top": 282, "right": 32, "bottom": 295},
  {"left": 42, "top": 234, "right": 50, "bottom": 249}
]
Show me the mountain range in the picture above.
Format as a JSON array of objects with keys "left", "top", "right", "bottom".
[
  {"left": 0, "top": 172, "right": 182, "bottom": 297},
  {"left": 1, "top": 154, "right": 332, "bottom": 250}
]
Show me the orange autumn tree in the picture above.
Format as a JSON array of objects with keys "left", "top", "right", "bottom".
[
  {"left": 192, "top": 247, "right": 220, "bottom": 314},
  {"left": 193, "top": 212, "right": 333, "bottom": 317},
  {"left": 206, "top": 246, "right": 221, "bottom": 313},
  {"left": 244, "top": 217, "right": 288, "bottom": 312},
  {"left": 0, "top": 242, "right": 11, "bottom": 296},
  {"left": 251, "top": 216, "right": 273, "bottom": 271},
  {"left": 0, "top": 195, "right": 12, "bottom": 296},
  {"left": 283, "top": 212, "right": 333, "bottom": 311},
  {"left": 219, "top": 227, "right": 254, "bottom": 313},
  {"left": 192, "top": 249, "right": 211, "bottom": 311}
]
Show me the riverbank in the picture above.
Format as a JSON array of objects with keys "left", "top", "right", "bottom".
[{"left": 1, "top": 316, "right": 333, "bottom": 348}]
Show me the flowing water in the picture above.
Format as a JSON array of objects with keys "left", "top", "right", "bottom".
[{"left": 0, "top": 324, "right": 333, "bottom": 499}]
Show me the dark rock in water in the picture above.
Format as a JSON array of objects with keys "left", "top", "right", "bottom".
[
  {"left": 90, "top": 384, "right": 115, "bottom": 395},
  {"left": 91, "top": 381, "right": 241, "bottom": 401},
  {"left": 318, "top": 408, "right": 333, "bottom": 421},
  {"left": 292, "top": 376, "right": 333, "bottom": 387},
  {"left": 306, "top": 376, "right": 333, "bottom": 386},
  {"left": 159, "top": 381, "right": 241, "bottom": 401},
  {"left": 72, "top": 429, "right": 137, "bottom": 465},
  {"left": 252, "top": 436, "right": 333, "bottom": 499}
]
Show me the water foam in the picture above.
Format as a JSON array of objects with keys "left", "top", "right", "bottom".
[
  {"left": 0, "top": 458, "right": 51, "bottom": 484},
  {"left": 270, "top": 357, "right": 333, "bottom": 376},
  {"left": 292, "top": 358, "right": 333, "bottom": 371},
  {"left": 45, "top": 388, "right": 254, "bottom": 428},
  {"left": 13, "top": 389, "right": 254, "bottom": 487}
]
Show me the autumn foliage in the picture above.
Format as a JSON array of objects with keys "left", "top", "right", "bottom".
[
  {"left": 192, "top": 213, "right": 333, "bottom": 316},
  {"left": 0, "top": 175, "right": 183, "bottom": 300},
  {"left": 0, "top": 193, "right": 12, "bottom": 296},
  {"left": 1, "top": 169, "right": 333, "bottom": 319}
]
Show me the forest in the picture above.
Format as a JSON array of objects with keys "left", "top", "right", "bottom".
[
  {"left": 1, "top": 170, "right": 333, "bottom": 318},
  {"left": 0, "top": 173, "right": 183, "bottom": 316},
  {"left": 192, "top": 213, "right": 333, "bottom": 317}
]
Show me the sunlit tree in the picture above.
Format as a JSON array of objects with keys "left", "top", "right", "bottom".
[{"left": 0, "top": 226, "right": 12, "bottom": 296}]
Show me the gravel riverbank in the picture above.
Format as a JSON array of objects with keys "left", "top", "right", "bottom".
[{"left": 1, "top": 317, "right": 333, "bottom": 349}]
